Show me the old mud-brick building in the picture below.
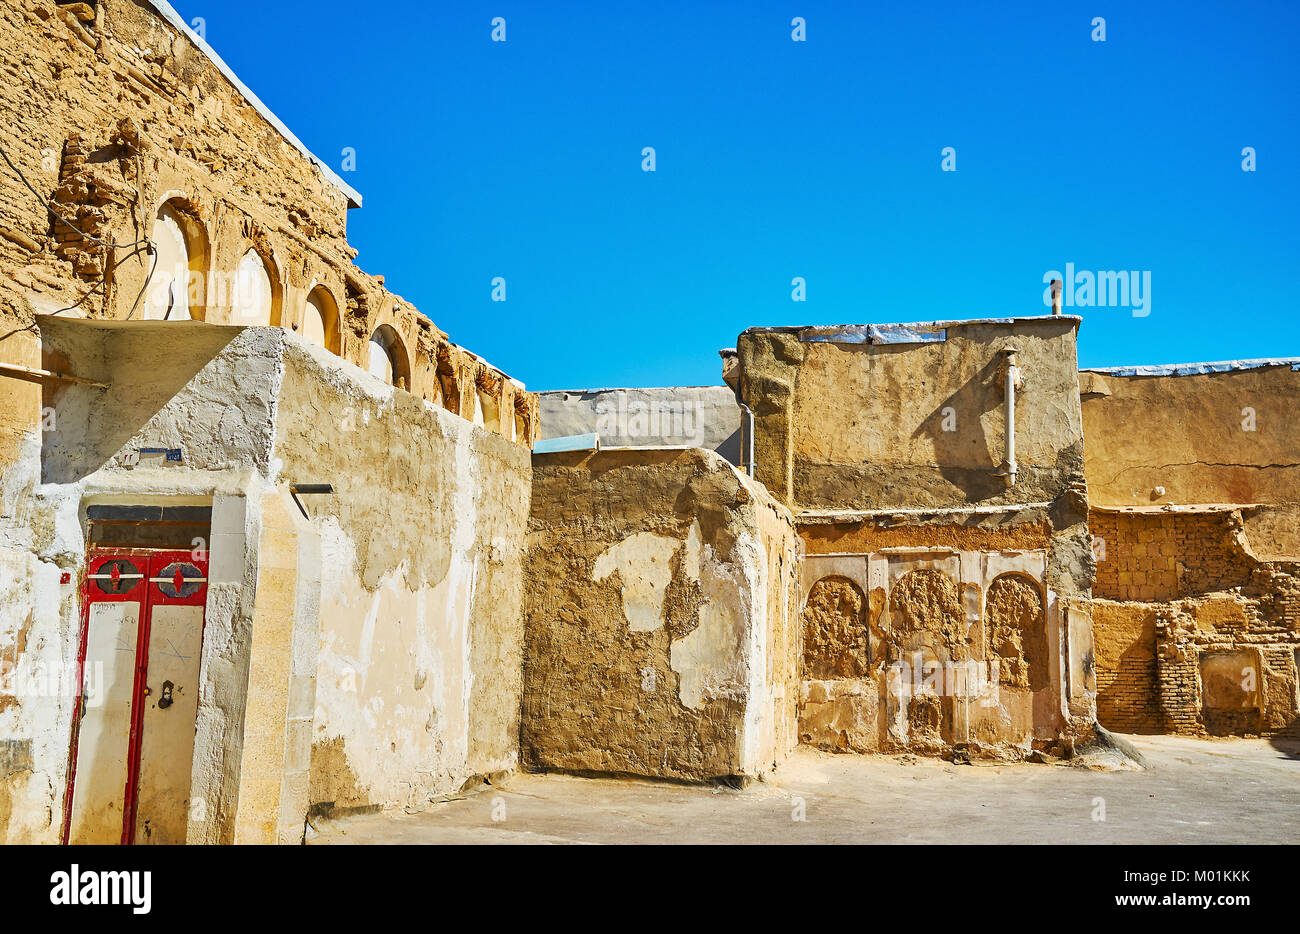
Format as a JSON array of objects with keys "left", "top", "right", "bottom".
[
  {"left": 1, "top": 0, "right": 1296, "bottom": 847},
  {"left": 1081, "top": 360, "right": 1300, "bottom": 738},
  {"left": 536, "top": 319, "right": 1099, "bottom": 762},
  {"left": 737, "top": 318, "right": 1098, "bottom": 757},
  {"left": 0, "top": 0, "right": 537, "bottom": 844}
]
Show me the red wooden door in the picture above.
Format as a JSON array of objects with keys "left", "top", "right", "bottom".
[{"left": 64, "top": 548, "right": 207, "bottom": 845}]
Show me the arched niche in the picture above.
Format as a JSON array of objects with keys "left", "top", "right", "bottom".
[
  {"left": 985, "top": 573, "right": 1048, "bottom": 691},
  {"left": 801, "top": 575, "right": 870, "bottom": 680},
  {"left": 301, "top": 285, "right": 341, "bottom": 354},
  {"left": 230, "top": 248, "right": 277, "bottom": 326},
  {"left": 367, "top": 324, "right": 410, "bottom": 389},
  {"left": 143, "top": 201, "right": 208, "bottom": 321}
]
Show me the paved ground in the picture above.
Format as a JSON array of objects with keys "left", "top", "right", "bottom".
[{"left": 308, "top": 734, "right": 1300, "bottom": 845}]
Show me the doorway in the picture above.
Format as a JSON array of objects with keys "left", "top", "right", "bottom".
[{"left": 64, "top": 547, "right": 208, "bottom": 844}]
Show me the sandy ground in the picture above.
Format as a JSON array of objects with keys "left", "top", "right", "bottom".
[{"left": 307, "top": 734, "right": 1300, "bottom": 845}]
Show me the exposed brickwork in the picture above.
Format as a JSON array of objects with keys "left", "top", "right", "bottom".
[
  {"left": 1090, "top": 506, "right": 1300, "bottom": 736},
  {"left": 1091, "top": 601, "right": 1160, "bottom": 733},
  {"left": 1153, "top": 565, "right": 1300, "bottom": 736},
  {"left": 1091, "top": 509, "right": 1254, "bottom": 602}
]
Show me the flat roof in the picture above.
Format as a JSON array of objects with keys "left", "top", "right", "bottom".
[
  {"left": 537, "top": 386, "right": 731, "bottom": 396},
  {"left": 748, "top": 314, "right": 1081, "bottom": 335},
  {"left": 145, "top": 1, "right": 362, "bottom": 208},
  {"left": 1081, "top": 358, "right": 1300, "bottom": 378}
]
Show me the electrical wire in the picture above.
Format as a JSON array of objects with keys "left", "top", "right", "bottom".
[
  {"left": 125, "top": 245, "right": 158, "bottom": 320},
  {"left": 0, "top": 142, "right": 151, "bottom": 250},
  {"left": 1, "top": 139, "right": 160, "bottom": 333}
]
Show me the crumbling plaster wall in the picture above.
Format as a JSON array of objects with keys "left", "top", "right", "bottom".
[
  {"left": 0, "top": 0, "right": 537, "bottom": 842},
  {"left": 736, "top": 318, "right": 1096, "bottom": 757},
  {"left": 797, "top": 517, "right": 1096, "bottom": 758},
  {"left": 1080, "top": 364, "right": 1300, "bottom": 558},
  {"left": 270, "top": 337, "right": 531, "bottom": 814},
  {"left": 1, "top": 318, "right": 287, "bottom": 844},
  {"left": 522, "top": 448, "right": 801, "bottom": 781},
  {"left": 0, "top": 320, "right": 530, "bottom": 842}
]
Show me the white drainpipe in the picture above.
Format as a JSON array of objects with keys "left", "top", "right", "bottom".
[{"left": 995, "top": 346, "right": 1019, "bottom": 486}]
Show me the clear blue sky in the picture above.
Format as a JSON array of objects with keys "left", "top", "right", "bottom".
[{"left": 169, "top": 0, "right": 1299, "bottom": 390}]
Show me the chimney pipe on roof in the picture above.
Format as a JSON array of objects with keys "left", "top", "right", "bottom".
[{"left": 1050, "top": 279, "right": 1062, "bottom": 315}]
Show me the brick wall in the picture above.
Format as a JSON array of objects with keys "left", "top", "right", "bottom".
[
  {"left": 1090, "top": 505, "right": 1300, "bottom": 736},
  {"left": 1092, "top": 601, "right": 1160, "bottom": 733},
  {"left": 1091, "top": 510, "right": 1254, "bottom": 602}
]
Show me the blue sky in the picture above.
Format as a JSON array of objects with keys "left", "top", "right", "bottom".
[{"left": 169, "top": 0, "right": 1300, "bottom": 390}]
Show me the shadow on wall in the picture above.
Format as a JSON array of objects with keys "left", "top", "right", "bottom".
[
  {"left": 39, "top": 318, "right": 246, "bottom": 484},
  {"left": 911, "top": 351, "right": 1004, "bottom": 499}
]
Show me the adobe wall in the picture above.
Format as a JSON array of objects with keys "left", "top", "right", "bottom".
[
  {"left": 272, "top": 336, "right": 531, "bottom": 815},
  {"left": 797, "top": 514, "right": 1096, "bottom": 757},
  {"left": 736, "top": 318, "right": 1096, "bottom": 757},
  {"left": 1080, "top": 363, "right": 1300, "bottom": 558},
  {"left": 1083, "top": 364, "right": 1300, "bottom": 737},
  {"left": 1089, "top": 507, "right": 1300, "bottom": 737},
  {"left": 522, "top": 448, "right": 801, "bottom": 781},
  {"left": 0, "top": 321, "right": 531, "bottom": 842},
  {"left": 738, "top": 317, "right": 1086, "bottom": 513},
  {"left": 1150, "top": 579, "right": 1300, "bottom": 737},
  {"left": 1091, "top": 509, "right": 1256, "bottom": 603},
  {"left": 0, "top": 0, "right": 536, "bottom": 480},
  {"left": 1091, "top": 601, "right": 1160, "bottom": 734}
]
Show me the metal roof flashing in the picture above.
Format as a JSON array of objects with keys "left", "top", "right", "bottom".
[
  {"left": 144, "top": 1, "right": 362, "bottom": 208},
  {"left": 743, "top": 314, "right": 1082, "bottom": 344},
  {"left": 1081, "top": 358, "right": 1300, "bottom": 378}
]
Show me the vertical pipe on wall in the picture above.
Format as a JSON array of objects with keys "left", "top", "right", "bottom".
[{"left": 996, "top": 347, "right": 1019, "bottom": 486}]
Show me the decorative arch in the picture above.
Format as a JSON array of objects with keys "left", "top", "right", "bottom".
[
  {"left": 801, "top": 575, "right": 870, "bottom": 680},
  {"left": 143, "top": 199, "right": 208, "bottom": 321},
  {"left": 985, "top": 573, "right": 1048, "bottom": 691},
  {"left": 230, "top": 247, "right": 280, "bottom": 327},
  {"left": 367, "top": 324, "right": 411, "bottom": 389},
  {"left": 301, "top": 285, "right": 341, "bottom": 354},
  {"left": 889, "top": 568, "right": 963, "bottom": 647},
  {"left": 435, "top": 344, "right": 461, "bottom": 415},
  {"left": 474, "top": 370, "right": 501, "bottom": 433}
]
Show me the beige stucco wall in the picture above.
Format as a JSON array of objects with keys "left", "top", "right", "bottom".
[
  {"left": 1081, "top": 365, "right": 1300, "bottom": 509},
  {"left": 522, "top": 448, "right": 802, "bottom": 781},
  {"left": 1080, "top": 364, "right": 1300, "bottom": 559},
  {"left": 738, "top": 317, "right": 1085, "bottom": 512},
  {"left": 0, "top": 321, "right": 530, "bottom": 843},
  {"left": 271, "top": 337, "right": 531, "bottom": 814}
]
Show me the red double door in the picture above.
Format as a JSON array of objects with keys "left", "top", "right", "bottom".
[{"left": 64, "top": 549, "right": 208, "bottom": 845}]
